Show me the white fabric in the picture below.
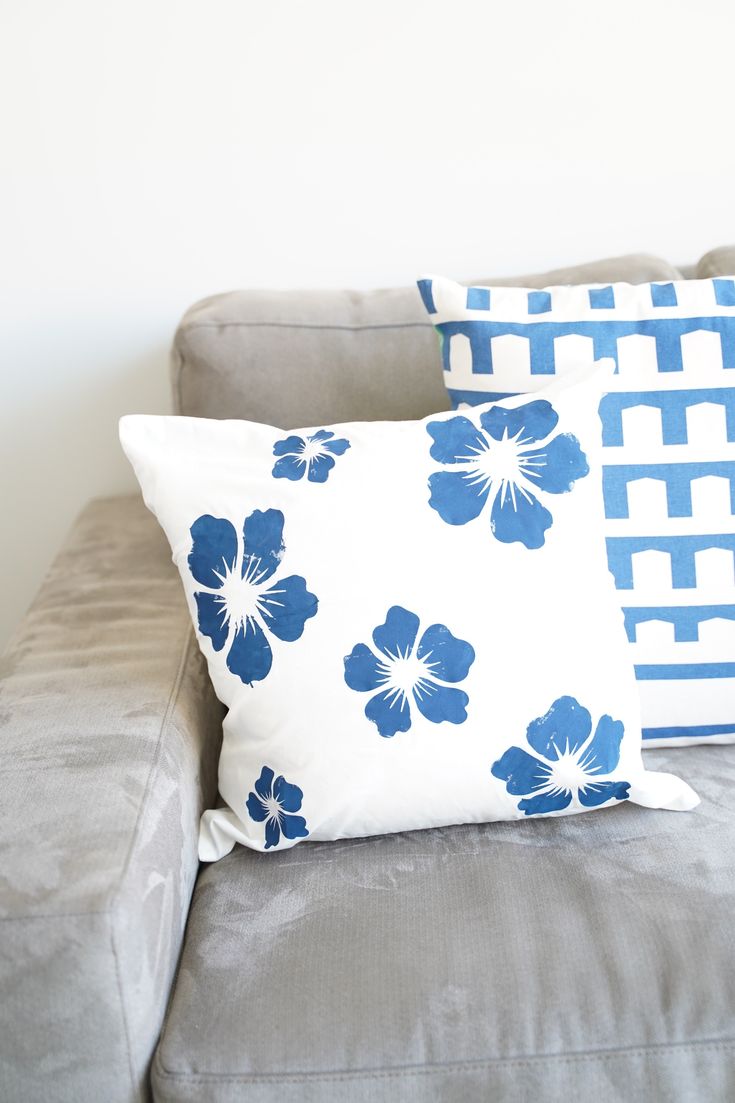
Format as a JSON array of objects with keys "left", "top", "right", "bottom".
[{"left": 120, "top": 364, "right": 697, "bottom": 859}]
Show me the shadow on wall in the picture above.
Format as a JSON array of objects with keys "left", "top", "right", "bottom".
[{"left": 1, "top": 342, "right": 171, "bottom": 652}]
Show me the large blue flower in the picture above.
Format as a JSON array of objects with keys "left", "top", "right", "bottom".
[
  {"left": 246, "top": 766, "right": 309, "bottom": 849},
  {"left": 426, "top": 400, "right": 589, "bottom": 549},
  {"left": 344, "top": 605, "right": 475, "bottom": 737},
  {"left": 491, "top": 696, "right": 630, "bottom": 816},
  {"left": 272, "top": 429, "right": 350, "bottom": 483},
  {"left": 188, "top": 508, "right": 318, "bottom": 685}
]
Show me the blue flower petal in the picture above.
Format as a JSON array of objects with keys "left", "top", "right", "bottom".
[
  {"left": 491, "top": 745, "right": 551, "bottom": 795},
  {"left": 480, "top": 400, "right": 558, "bottom": 445},
  {"left": 188, "top": 515, "right": 237, "bottom": 587},
  {"left": 428, "top": 470, "right": 489, "bottom": 526},
  {"left": 242, "top": 509, "right": 285, "bottom": 583},
  {"left": 524, "top": 434, "right": 589, "bottom": 495},
  {"left": 581, "top": 714, "right": 625, "bottom": 774},
  {"left": 344, "top": 643, "right": 386, "bottom": 692},
  {"left": 323, "top": 437, "right": 350, "bottom": 456},
  {"left": 416, "top": 624, "right": 475, "bottom": 683},
  {"left": 194, "top": 591, "right": 228, "bottom": 651},
  {"left": 372, "top": 606, "right": 420, "bottom": 660},
  {"left": 254, "top": 766, "right": 275, "bottom": 801},
  {"left": 260, "top": 574, "right": 318, "bottom": 642},
  {"left": 414, "top": 681, "right": 469, "bottom": 725},
  {"left": 264, "top": 817, "right": 281, "bottom": 849},
  {"left": 526, "top": 696, "right": 592, "bottom": 761},
  {"left": 578, "top": 780, "right": 630, "bottom": 808},
  {"left": 427, "top": 416, "right": 488, "bottom": 464},
  {"left": 490, "top": 483, "right": 552, "bottom": 548},
  {"left": 365, "top": 688, "right": 412, "bottom": 737},
  {"left": 279, "top": 813, "right": 309, "bottom": 841},
  {"left": 273, "top": 775, "right": 304, "bottom": 813},
  {"left": 307, "top": 452, "right": 336, "bottom": 483},
  {"left": 273, "top": 434, "right": 306, "bottom": 457},
  {"left": 519, "top": 789, "right": 573, "bottom": 816},
  {"left": 246, "top": 792, "right": 268, "bottom": 822},
  {"left": 308, "top": 429, "right": 334, "bottom": 443},
  {"left": 226, "top": 619, "right": 273, "bottom": 684},
  {"left": 272, "top": 454, "right": 306, "bottom": 481}
]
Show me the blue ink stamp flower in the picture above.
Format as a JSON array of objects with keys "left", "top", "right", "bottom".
[
  {"left": 491, "top": 695, "right": 630, "bottom": 815},
  {"left": 427, "top": 400, "right": 589, "bottom": 549},
  {"left": 246, "top": 766, "right": 309, "bottom": 849},
  {"left": 188, "top": 508, "right": 317, "bottom": 685},
  {"left": 344, "top": 605, "right": 475, "bottom": 737},
  {"left": 272, "top": 429, "right": 350, "bottom": 483}
]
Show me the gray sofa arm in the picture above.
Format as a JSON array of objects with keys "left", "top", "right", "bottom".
[{"left": 0, "top": 495, "right": 223, "bottom": 1103}]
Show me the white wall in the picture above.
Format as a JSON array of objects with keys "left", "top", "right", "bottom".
[{"left": 2, "top": 0, "right": 734, "bottom": 649}]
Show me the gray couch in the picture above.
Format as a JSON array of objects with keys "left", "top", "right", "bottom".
[{"left": 2, "top": 247, "right": 735, "bottom": 1103}]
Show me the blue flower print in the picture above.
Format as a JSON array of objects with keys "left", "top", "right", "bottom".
[
  {"left": 491, "top": 696, "right": 630, "bottom": 816},
  {"left": 426, "top": 400, "right": 589, "bottom": 549},
  {"left": 344, "top": 605, "right": 475, "bottom": 738},
  {"left": 246, "top": 766, "right": 309, "bottom": 849},
  {"left": 272, "top": 429, "right": 350, "bottom": 483},
  {"left": 188, "top": 508, "right": 318, "bottom": 685}
]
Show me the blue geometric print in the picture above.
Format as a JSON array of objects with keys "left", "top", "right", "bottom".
[
  {"left": 651, "top": 283, "right": 678, "bottom": 308},
  {"left": 714, "top": 279, "right": 735, "bottom": 307},
  {"left": 434, "top": 315, "right": 735, "bottom": 375},
  {"left": 622, "top": 604, "right": 735, "bottom": 642},
  {"left": 635, "top": 663, "right": 735, "bottom": 680},
  {"left": 528, "top": 291, "right": 551, "bottom": 314},
  {"left": 606, "top": 534, "right": 735, "bottom": 590},
  {"left": 602, "top": 460, "right": 735, "bottom": 519},
  {"left": 416, "top": 278, "right": 435, "bottom": 314},
  {"left": 466, "top": 287, "right": 490, "bottom": 310},
  {"left": 422, "top": 273, "right": 735, "bottom": 743},
  {"left": 642, "top": 723, "right": 735, "bottom": 741},
  {"left": 600, "top": 388, "right": 735, "bottom": 446},
  {"left": 589, "top": 286, "right": 615, "bottom": 309}
]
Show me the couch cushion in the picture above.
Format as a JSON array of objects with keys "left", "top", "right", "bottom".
[
  {"left": 152, "top": 745, "right": 734, "bottom": 1103},
  {"left": 697, "top": 245, "right": 735, "bottom": 279},
  {"left": 172, "top": 255, "right": 681, "bottom": 429}
]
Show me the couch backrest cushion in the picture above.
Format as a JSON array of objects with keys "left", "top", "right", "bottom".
[
  {"left": 172, "top": 254, "right": 681, "bottom": 428},
  {"left": 697, "top": 244, "right": 735, "bottom": 279}
]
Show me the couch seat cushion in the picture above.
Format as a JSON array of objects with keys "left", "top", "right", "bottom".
[{"left": 152, "top": 746, "right": 735, "bottom": 1103}]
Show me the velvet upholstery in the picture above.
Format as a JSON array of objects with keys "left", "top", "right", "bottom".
[
  {"left": 172, "top": 255, "right": 681, "bottom": 429},
  {"left": 152, "top": 745, "right": 735, "bottom": 1102},
  {"left": 0, "top": 496, "right": 224, "bottom": 1103}
]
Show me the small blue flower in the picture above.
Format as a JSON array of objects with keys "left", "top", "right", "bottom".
[
  {"left": 344, "top": 605, "right": 475, "bottom": 737},
  {"left": 188, "top": 508, "right": 318, "bottom": 685},
  {"left": 272, "top": 429, "right": 350, "bottom": 483},
  {"left": 426, "top": 400, "right": 589, "bottom": 549},
  {"left": 246, "top": 766, "right": 309, "bottom": 849},
  {"left": 491, "top": 696, "right": 630, "bottom": 816}
]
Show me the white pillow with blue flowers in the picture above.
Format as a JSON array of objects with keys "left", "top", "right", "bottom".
[{"left": 120, "top": 362, "right": 698, "bottom": 858}]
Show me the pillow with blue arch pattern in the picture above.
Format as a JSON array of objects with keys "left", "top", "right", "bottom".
[{"left": 120, "top": 362, "right": 697, "bottom": 858}]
